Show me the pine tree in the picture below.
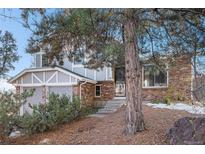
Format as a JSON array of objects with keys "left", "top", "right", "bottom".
[
  {"left": 22, "top": 8, "right": 205, "bottom": 135},
  {"left": 0, "top": 31, "right": 18, "bottom": 78}
]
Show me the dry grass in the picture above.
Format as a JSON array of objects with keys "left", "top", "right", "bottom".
[{"left": 6, "top": 105, "right": 193, "bottom": 145}]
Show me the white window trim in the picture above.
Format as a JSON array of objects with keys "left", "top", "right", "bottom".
[
  {"left": 40, "top": 54, "right": 42, "bottom": 67},
  {"left": 33, "top": 54, "right": 36, "bottom": 68},
  {"left": 95, "top": 84, "right": 102, "bottom": 97},
  {"left": 142, "top": 64, "right": 169, "bottom": 89},
  {"left": 34, "top": 52, "right": 44, "bottom": 68}
]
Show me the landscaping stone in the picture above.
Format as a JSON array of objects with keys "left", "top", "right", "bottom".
[
  {"left": 39, "top": 138, "right": 54, "bottom": 144},
  {"left": 166, "top": 117, "right": 205, "bottom": 145},
  {"left": 9, "top": 130, "right": 23, "bottom": 138}
]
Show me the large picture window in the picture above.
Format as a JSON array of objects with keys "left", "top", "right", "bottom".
[{"left": 143, "top": 65, "right": 168, "bottom": 88}]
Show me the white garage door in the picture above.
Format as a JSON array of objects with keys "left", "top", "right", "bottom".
[
  {"left": 22, "top": 86, "right": 73, "bottom": 114},
  {"left": 48, "top": 86, "right": 73, "bottom": 101},
  {"left": 23, "top": 87, "right": 43, "bottom": 114}
]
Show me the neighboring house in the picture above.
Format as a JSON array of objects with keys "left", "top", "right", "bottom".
[
  {"left": 0, "top": 79, "right": 16, "bottom": 93},
  {"left": 9, "top": 52, "right": 193, "bottom": 114}
]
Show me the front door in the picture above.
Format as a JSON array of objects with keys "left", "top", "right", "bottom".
[{"left": 115, "top": 67, "right": 126, "bottom": 97}]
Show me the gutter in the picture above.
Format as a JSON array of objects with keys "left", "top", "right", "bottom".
[{"left": 79, "top": 81, "right": 87, "bottom": 105}]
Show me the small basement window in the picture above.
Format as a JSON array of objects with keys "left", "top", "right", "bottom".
[{"left": 95, "top": 85, "right": 101, "bottom": 97}]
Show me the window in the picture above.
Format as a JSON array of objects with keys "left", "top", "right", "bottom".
[
  {"left": 74, "top": 57, "right": 84, "bottom": 65},
  {"left": 35, "top": 54, "right": 41, "bottom": 67},
  {"left": 143, "top": 65, "right": 168, "bottom": 88},
  {"left": 95, "top": 85, "right": 101, "bottom": 97},
  {"left": 42, "top": 54, "right": 49, "bottom": 67},
  {"left": 58, "top": 54, "right": 64, "bottom": 66},
  {"left": 73, "top": 50, "right": 84, "bottom": 65}
]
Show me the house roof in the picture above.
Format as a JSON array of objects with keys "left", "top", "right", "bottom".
[
  {"left": 55, "top": 65, "right": 91, "bottom": 80},
  {"left": 9, "top": 66, "right": 97, "bottom": 84}
]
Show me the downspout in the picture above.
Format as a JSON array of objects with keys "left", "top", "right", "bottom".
[{"left": 79, "top": 81, "right": 87, "bottom": 107}]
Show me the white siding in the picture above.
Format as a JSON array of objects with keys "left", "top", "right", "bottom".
[
  {"left": 23, "top": 73, "right": 32, "bottom": 84},
  {"left": 86, "top": 69, "right": 95, "bottom": 80},
  {"left": 48, "top": 75, "right": 56, "bottom": 83},
  {"left": 63, "top": 59, "right": 73, "bottom": 70},
  {"left": 58, "top": 72, "right": 70, "bottom": 82},
  {"left": 72, "top": 66, "right": 111, "bottom": 81},
  {"left": 73, "top": 67, "right": 85, "bottom": 76},
  {"left": 45, "top": 71, "right": 55, "bottom": 81},
  {"left": 96, "top": 67, "right": 107, "bottom": 81},
  {"left": 33, "top": 52, "right": 113, "bottom": 81},
  {"left": 34, "top": 72, "right": 44, "bottom": 81}
]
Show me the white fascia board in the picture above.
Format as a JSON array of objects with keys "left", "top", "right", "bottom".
[{"left": 14, "top": 82, "right": 78, "bottom": 87}]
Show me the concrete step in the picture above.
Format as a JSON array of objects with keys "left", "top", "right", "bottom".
[
  {"left": 106, "top": 101, "right": 125, "bottom": 105},
  {"left": 97, "top": 109, "right": 116, "bottom": 112},
  {"left": 113, "top": 97, "right": 126, "bottom": 100},
  {"left": 104, "top": 104, "right": 123, "bottom": 108},
  {"left": 94, "top": 98, "right": 126, "bottom": 115},
  {"left": 87, "top": 114, "right": 107, "bottom": 118},
  {"left": 96, "top": 110, "right": 117, "bottom": 114},
  {"left": 98, "top": 106, "right": 121, "bottom": 110},
  {"left": 107, "top": 99, "right": 126, "bottom": 102}
]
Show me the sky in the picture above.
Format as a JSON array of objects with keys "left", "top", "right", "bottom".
[{"left": 0, "top": 8, "right": 33, "bottom": 78}]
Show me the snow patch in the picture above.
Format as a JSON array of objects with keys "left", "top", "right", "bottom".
[
  {"left": 0, "top": 79, "right": 16, "bottom": 93},
  {"left": 145, "top": 102, "right": 205, "bottom": 114}
]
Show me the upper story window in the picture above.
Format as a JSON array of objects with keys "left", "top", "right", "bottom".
[
  {"left": 73, "top": 56, "right": 84, "bottom": 65},
  {"left": 73, "top": 50, "right": 85, "bottom": 65},
  {"left": 35, "top": 53, "right": 49, "bottom": 68},
  {"left": 35, "top": 54, "right": 41, "bottom": 68},
  {"left": 42, "top": 54, "right": 49, "bottom": 67},
  {"left": 143, "top": 65, "right": 168, "bottom": 88}
]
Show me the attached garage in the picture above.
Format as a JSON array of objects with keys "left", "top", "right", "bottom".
[
  {"left": 48, "top": 86, "right": 73, "bottom": 98},
  {"left": 9, "top": 66, "right": 96, "bottom": 115},
  {"left": 23, "top": 86, "right": 44, "bottom": 114}
]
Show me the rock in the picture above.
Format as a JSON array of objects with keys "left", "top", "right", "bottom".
[
  {"left": 166, "top": 117, "right": 205, "bottom": 145},
  {"left": 39, "top": 138, "right": 54, "bottom": 145},
  {"left": 9, "top": 130, "right": 23, "bottom": 138}
]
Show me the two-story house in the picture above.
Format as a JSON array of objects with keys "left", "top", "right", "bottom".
[{"left": 9, "top": 51, "right": 193, "bottom": 114}]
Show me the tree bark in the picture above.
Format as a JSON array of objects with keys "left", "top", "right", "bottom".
[{"left": 123, "top": 9, "right": 145, "bottom": 135}]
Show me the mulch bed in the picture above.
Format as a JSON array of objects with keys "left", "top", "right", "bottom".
[{"left": 5, "top": 105, "right": 194, "bottom": 145}]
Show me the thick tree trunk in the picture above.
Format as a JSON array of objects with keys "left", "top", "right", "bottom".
[{"left": 124, "top": 9, "right": 145, "bottom": 135}]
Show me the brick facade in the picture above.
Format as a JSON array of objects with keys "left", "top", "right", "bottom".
[
  {"left": 73, "top": 81, "right": 115, "bottom": 107},
  {"left": 94, "top": 81, "right": 115, "bottom": 101},
  {"left": 81, "top": 82, "right": 95, "bottom": 106},
  {"left": 142, "top": 55, "right": 192, "bottom": 102},
  {"left": 73, "top": 82, "right": 95, "bottom": 107},
  {"left": 73, "top": 55, "right": 192, "bottom": 106}
]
